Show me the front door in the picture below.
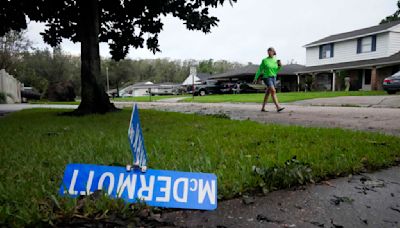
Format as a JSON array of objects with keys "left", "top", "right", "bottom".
[{"left": 362, "top": 69, "right": 372, "bottom": 91}]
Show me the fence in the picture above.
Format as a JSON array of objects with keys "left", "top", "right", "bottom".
[{"left": 0, "top": 69, "right": 22, "bottom": 103}]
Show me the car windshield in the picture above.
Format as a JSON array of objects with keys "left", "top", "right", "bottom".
[{"left": 392, "top": 71, "right": 400, "bottom": 78}]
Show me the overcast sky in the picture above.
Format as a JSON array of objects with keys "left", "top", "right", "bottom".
[{"left": 26, "top": 0, "right": 397, "bottom": 65}]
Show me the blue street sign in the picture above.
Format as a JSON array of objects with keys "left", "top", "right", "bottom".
[
  {"left": 128, "top": 104, "right": 147, "bottom": 168},
  {"left": 59, "top": 164, "right": 217, "bottom": 210}
]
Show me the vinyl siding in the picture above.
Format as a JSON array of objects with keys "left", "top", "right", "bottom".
[
  {"left": 389, "top": 24, "right": 400, "bottom": 32},
  {"left": 306, "top": 32, "right": 391, "bottom": 67},
  {"left": 388, "top": 32, "right": 400, "bottom": 56}
]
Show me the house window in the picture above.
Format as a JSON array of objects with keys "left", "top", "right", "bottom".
[
  {"left": 319, "top": 44, "right": 334, "bottom": 59},
  {"left": 357, "top": 35, "right": 377, "bottom": 53}
]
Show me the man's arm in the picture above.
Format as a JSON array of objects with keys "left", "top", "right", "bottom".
[
  {"left": 254, "top": 60, "right": 264, "bottom": 83},
  {"left": 277, "top": 60, "right": 282, "bottom": 72}
]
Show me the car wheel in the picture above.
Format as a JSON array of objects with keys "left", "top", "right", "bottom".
[
  {"left": 199, "top": 90, "right": 206, "bottom": 96},
  {"left": 387, "top": 90, "right": 396, "bottom": 95}
]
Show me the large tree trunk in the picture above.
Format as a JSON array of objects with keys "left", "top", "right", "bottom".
[{"left": 71, "top": 0, "right": 118, "bottom": 115}]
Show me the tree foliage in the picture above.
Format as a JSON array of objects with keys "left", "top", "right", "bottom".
[
  {"left": 381, "top": 0, "right": 400, "bottom": 24},
  {"left": 1, "top": 0, "right": 237, "bottom": 114},
  {"left": 1, "top": 0, "right": 236, "bottom": 61},
  {"left": 12, "top": 48, "right": 242, "bottom": 98},
  {"left": 198, "top": 59, "right": 243, "bottom": 74},
  {"left": 0, "top": 30, "right": 31, "bottom": 72},
  {"left": 14, "top": 48, "right": 80, "bottom": 96}
]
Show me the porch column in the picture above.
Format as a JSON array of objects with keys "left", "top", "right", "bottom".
[
  {"left": 296, "top": 74, "right": 300, "bottom": 92},
  {"left": 371, "top": 66, "right": 378, "bottom": 90},
  {"left": 332, "top": 70, "right": 336, "bottom": 91}
]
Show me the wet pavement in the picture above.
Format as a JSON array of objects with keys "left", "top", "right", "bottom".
[
  {"left": 292, "top": 95, "right": 400, "bottom": 109},
  {"left": 162, "top": 166, "right": 400, "bottom": 228},
  {"left": 115, "top": 102, "right": 400, "bottom": 136}
]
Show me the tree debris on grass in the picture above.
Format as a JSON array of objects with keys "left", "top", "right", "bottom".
[
  {"left": 330, "top": 195, "right": 354, "bottom": 206},
  {"left": 253, "top": 156, "right": 314, "bottom": 193}
]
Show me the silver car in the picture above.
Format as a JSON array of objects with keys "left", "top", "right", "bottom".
[{"left": 383, "top": 71, "right": 400, "bottom": 95}]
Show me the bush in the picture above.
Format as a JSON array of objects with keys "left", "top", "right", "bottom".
[{"left": 46, "top": 80, "right": 76, "bottom": 102}]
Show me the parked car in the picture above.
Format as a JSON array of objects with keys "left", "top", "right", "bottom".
[
  {"left": 383, "top": 71, "right": 400, "bottom": 94},
  {"left": 21, "top": 87, "right": 41, "bottom": 101},
  {"left": 191, "top": 80, "right": 225, "bottom": 96}
]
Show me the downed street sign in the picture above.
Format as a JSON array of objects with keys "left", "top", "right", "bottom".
[
  {"left": 59, "top": 104, "right": 218, "bottom": 210},
  {"left": 59, "top": 163, "right": 217, "bottom": 210}
]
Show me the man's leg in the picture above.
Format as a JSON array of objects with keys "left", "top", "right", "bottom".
[
  {"left": 261, "top": 88, "right": 270, "bottom": 111},
  {"left": 269, "top": 86, "right": 282, "bottom": 110}
]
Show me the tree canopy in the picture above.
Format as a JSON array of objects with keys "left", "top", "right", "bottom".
[
  {"left": 1, "top": 0, "right": 237, "bottom": 114},
  {"left": 1, "top": 0, "right": 236, "bottom": 61},
  {"left": 381, "top": 0, "right": 400, "bottom": 24}
]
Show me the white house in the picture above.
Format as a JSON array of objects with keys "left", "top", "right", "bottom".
[
  {"left": 299, "top": 20, "right": 400, "bottom": 91},
  {"left": 119, "top": 81, "right": 181, "bottom": 97},
  {"left": 182, "top": 73, "right": 211, "bottom": 86},
  {"left": 119, "top": 81, "right": 154, "bottom": 97}
]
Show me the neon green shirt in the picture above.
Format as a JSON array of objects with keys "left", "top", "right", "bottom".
[{"left": 254, "top": 57, "right": 282, "bottom": 80}]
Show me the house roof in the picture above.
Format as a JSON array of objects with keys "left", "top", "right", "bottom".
[
  {"left": 197, "top": 73, "right": 211, "bottom": 80},
  {"left": 210, "top": 64, "right": 305, "bottom": 79},
  {"left": 305, "top": 20, "right": 400, "bottom": 47},
  {"left": 297, "top": 51, "right": 400, "bottom": 73},
  {"left": 132, "top": 81, "right": 154, "bottom": 86}
]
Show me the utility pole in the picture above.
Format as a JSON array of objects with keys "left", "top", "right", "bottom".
[
  {"left": 106, "top": 66, "right": 110, "bottom": 93},
  {"left": 190, "top": 66, "right": 196, "bottom": 101}
]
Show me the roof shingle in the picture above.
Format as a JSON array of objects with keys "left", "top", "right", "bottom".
[{"left": 305, "top": 20, "right": 400, "bottom": 47}]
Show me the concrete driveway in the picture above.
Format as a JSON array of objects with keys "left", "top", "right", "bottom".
[
  {"left": 292, "top": 95, "right": 400, "bottom": 108},
  {"left": 118, "top": 101, "right": 400, "bottom": 136},
  {"left": 2, "top": 95, "right": 400, "bottom": 135}
]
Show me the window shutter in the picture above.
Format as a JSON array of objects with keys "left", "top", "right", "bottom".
[
  {"left": 357, "top": 38, "right": 362, "bottom": 53},
  {"left": 330, "top": 43, "right": 334, "bottom": 58},
  {"left": 371, "top": 35, "right": 377, "bottom": 52},
  {"left": 319, "top": 46, "right": 323, "bottom": 59}
]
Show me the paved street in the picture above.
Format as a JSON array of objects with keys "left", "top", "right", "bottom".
[{"left": 164, "top": 166, "right": 400, "bottom": 228}]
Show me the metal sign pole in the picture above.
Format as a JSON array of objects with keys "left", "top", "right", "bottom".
[{"left": 190, "top": 66, "right": 196, "bottom": 102}]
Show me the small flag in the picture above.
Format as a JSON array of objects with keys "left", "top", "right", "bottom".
[{"left": 128, "top": 104, "right": 147, "bottom": 168}]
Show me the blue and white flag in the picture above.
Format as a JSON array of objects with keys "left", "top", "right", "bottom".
[{"left": 128, "top": 104, "right": 147, "bottom": 168}]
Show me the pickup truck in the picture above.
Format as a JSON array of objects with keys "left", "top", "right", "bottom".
[{"left": 190, "top": 80, "right": 226, "bottom": 96}]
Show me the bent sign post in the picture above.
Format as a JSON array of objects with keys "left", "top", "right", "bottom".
[{"left": 59, "top": 103, "right": 218, "bottom": 210}]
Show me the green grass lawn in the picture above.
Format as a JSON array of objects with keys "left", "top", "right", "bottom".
[
  {"left": 1, "top": 108, "right": 399, "bottom": 226},
  {"left": 27, "top": 91, "right": 386, "bottom": 105},
  {"left": 182, "top": 91, "right": 386, "bottom": 103},
  {"left": 28, "top": 95, "right": 187, "bottom": 105},
  {"left": 29, "top": 100, "right": 81, "bottom": 105}
]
